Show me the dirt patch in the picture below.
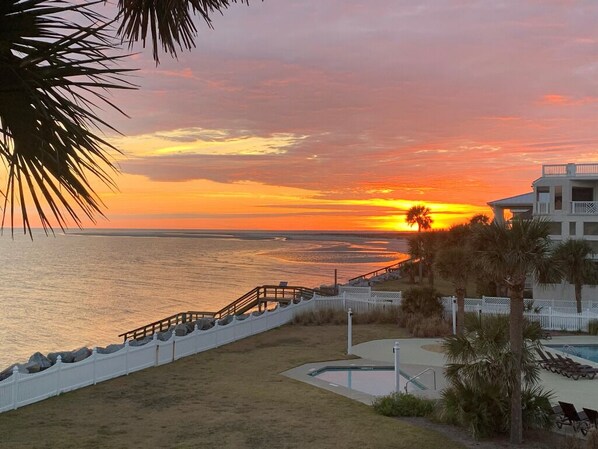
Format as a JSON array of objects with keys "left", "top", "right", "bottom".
[{"left": 421, "top": 343, "right": 445, "bottom": 354}]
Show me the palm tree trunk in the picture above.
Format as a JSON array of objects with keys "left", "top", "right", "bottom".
[
  {"left": 509, "top": 283, "right": 525, "bottom": 445},
  {"left": 575, "top": 282, "right": 582, "bottom": 314}
]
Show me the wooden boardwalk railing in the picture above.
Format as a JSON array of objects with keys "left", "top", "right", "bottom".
[
  {"left": 347, "top": 257, "right": 412, "bottom": 283},
  {"left": 118, "top": 285, "right": 324, "bottom": 342}
]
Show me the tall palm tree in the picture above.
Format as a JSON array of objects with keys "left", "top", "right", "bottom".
[
  {"left": 0, "top": 0, "right": 134, "bottom": 234},
  {"left": 474, "top": 218, "right": 552, "bottom": 445},
  {"left": 116, "top": 0, "right": 252, "bottom": 63},
  {"left": 406, "top": 204, "right": 433, "bottom": 282},
  {"left": 551, "top": 239, "right": 597, "bottom": 313}
]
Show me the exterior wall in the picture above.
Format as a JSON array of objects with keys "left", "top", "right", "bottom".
[{"left": 533, "top": 282, "right": 598, "bottom": 302}]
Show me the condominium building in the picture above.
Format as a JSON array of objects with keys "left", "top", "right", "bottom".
[{"left": 488, "top": 162, "right": 598, "bottom": 300}]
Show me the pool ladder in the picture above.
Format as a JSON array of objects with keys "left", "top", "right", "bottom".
[
  {"left": 562, "top": 344, "right": 581, "bottom": 357},
  {"left": 404, "top": 368, "right": 436, "bottom": 393}
]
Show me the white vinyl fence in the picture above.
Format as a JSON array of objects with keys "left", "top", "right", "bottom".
[
  {"left": 442, "top": 296, "right": 598, "bottom": 332},
  {"left": 0, "top": 288, "right": 400, "bottom": 414}
]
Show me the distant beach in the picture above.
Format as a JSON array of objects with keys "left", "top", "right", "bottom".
[{"left": 0, "top": 230, "right": 408, "bottom": 367}]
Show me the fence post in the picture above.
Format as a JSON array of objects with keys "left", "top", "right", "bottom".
[
  {"left": 451, "top": 296, "right": 457, "bottom": 335},
  {"left": 55, "top": 355, "right": 62, "bottom": 395},
  {"left": 125, "top": 340, "right": 130, "bottom": 375},
  {"left": 343, "top": 291, "right": 346, "bottom": 309},
  {"left": 11, "top": 365, "right": 19, "bottom": 410},
  {"left": 91, "top": 348, "right": 97, "bottom": 385},
  {"left": 394, "top": 341, "right": 400, "bottom": 393},
  {"left": 153, "top": 333, "right": 159, "bottom": 367},
  {"left": 347, "top": 308, "right": 353, "bottom": 355},
  {"left": 548, "top": 307, "right": 552, "bottom": 330}
]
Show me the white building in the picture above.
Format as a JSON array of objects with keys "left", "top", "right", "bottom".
[{"left": 488, "top": 162, "right": 598, "bottom": 301}]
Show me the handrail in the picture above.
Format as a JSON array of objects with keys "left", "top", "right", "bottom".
[
  {"left": 348, "top": 257, "right": 412, "bottom": 283},
  {"left": 404, "top": 368, "right": 436, "bottom": 393},
  {"left": 561, "top": 344, "right": 581, "bottom": 357},
  {"left": 118, "top": 284, "right": 322, "bottom": 341}
]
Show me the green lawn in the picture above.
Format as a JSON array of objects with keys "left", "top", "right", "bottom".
[{"left": 0, "top": 324, "right": 466, "bottom": 449}]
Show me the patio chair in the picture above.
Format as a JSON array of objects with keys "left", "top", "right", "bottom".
[
  {"left": 558, "top": 401, "right": 590, "bottom": 435},
  {"left": 553, "top": 354, "right": 598, "bottom": 380},
  {"left": 552, "top": 404, "right": 568, "bottom": 429},
  {"left": 583, "top": 407, "right": 598, "bottom": 431},
  {"left": 536, "top": 348, "right": 567, "bottom": 373}
]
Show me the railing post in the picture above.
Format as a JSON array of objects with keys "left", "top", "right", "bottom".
[
  {"left": 394, "top": 341, "right": 400, "bottom": 393},
  {"left": 451, "top": 296, "right": 457, "bottom": 335},
  {"left": 11, "top": 365, "right": 19, "bottom": 410},
  {"left": 347, "top": 308, "right": 353, "bottom": 355}
]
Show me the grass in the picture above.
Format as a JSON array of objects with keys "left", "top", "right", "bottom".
[
  {"left": 374, "top": 275, "right": 478, "bottom": 297},
  {"left": 0, "top": 324, "right": 467, "bottom": 449}
]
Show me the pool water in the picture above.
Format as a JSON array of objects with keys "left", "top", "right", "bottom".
[
  {"left": 309, "top": 366, "right": 422, "bottom": 396},
  {"left": 547, "top": 345, "right": 598, "bottom": 363}
]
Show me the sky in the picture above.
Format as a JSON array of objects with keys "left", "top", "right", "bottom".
[{"left": 67, "top": 1, "right": 598, "bottom": 230}]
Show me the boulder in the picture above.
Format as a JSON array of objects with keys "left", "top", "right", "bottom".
[
  {"left": 174, "top": 323, "right": 188, "bottom": 336},
  {"left": 157, "top": 330, "right": 173, "bottom": 341},
  {"left": 97, "top": 344, "right": 124, "bottom": 354},
  {"left": 72, "top": 347, "right": 92, "bottom": 362},
  {"left": 0, "top": 364, "right": 18, "bottom": 381},
  {"left": 185, "top": 321, "right": 196, "bottom": 333},
  {"left": 218, "top": 315, "right": 233, "bottom": 326},
  {"left": 251, "top": 310, "right": 264, "bottom": 317},
  {"left": 23, "top": 361, "right": 41, "bottom": 373},
  {"left": 28, "top": 352, "right": 51, "bottom": 371},
  {"left": 235, "top": 314, "right": 249, "bottom": 321},
  {"left": 48, "top": 351, "right": 75, "bottom": 364},
  {"left": 129, "top": 336, "right": 151, "bottom": 347},
  {"left": 195, "top": 318, "right": 215, "bottom": 330}
]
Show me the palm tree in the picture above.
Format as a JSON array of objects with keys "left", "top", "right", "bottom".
[
  {"left": 551, "top": 239, "right": 597, "bottom": 313},
  {"left": 116, "top": 0, "right": 252, "bottom": 63},
  {"left": 474, "top": 218, "right": 552, "bottom": 445},
  {"left": 0, "top": 0, "right": 134, "bottom": 234},
  {"left": 406, "top": 205, "right": 433, "bottom": 282},
  {"left": 442, "top": 314, "right": 553, "bottom": 439},
  {"left": 436, "top": 246, "right": 474, "bottom": 334}
]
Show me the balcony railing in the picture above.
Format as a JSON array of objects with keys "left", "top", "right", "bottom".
[
  {"left": 571, "top": 201, "right": 598, "bottom": 215},
  {"left": 543, "top": 163, "right": 598, "bottom": 177},
  {"left": 535, "top": 202, "right": 550, "bottom": 214}
]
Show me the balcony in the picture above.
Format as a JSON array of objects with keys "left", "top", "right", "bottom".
[
  {"left": 571, "top": 201, "right": 598, "bottom": 215},
  {"left": 543, "top": 163, "right": 598, "bottom": 177},
  {"left": 535, "top": 202, "right": 550, "bottom": 215}
]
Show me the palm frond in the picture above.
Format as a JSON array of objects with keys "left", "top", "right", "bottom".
[
  {"left": 116, "top": 0, "right": 253, "bottom": 63},
  {"left": 0, "top": 0, "right": 136, "bottom": 235}
]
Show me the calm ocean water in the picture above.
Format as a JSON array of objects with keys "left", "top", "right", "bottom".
[{"left": 0, "top": 230, "right": 407, "bottom": 368}]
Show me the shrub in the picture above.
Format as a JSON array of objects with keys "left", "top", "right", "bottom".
[
  {"left": 400, "top": 287, "right": 443, "bottom": 318},
  {"left": 587, "top": 429, "right": 598, "bottom": 449},
  {"left": 589, "top": 319, "right": 598, "bottom": 336},
  {"left": 292, "top": 307, "right": 399, "bottom": 326},
  {"left": 372, "top": 392, "right": 436, "bottom": 417},
  {"left": 408, "top": 315, "right": 451, "bottom": 338}
]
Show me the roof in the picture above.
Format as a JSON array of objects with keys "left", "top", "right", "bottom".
[{"left": 487, "top": 192, "right": 534, "bottom": 207}]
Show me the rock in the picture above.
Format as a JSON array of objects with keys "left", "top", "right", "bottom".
[
  {"left": 48, "top": 351, "right": 75, "bottom": 364},
  {"left": 195, "top": 318, "right": 215, "bottom": 330},
  {"left": 251, "top": 311, "right": 264, "bottom": 317},
  {"left": 157, "top": 330, "right": 173, "bottom": 341},
  {"left": 235, "top": 314, "right": 249, "bottom": 321},
  {"left": 72, "top": 347, "right": 92, "bottom": 362},
  {"left": 29, "top": 352, "right": 51, "bottom": 371},
  {"left": 185, "top": 321, "right": 196, "bottom": 333},
  {"left": 218, "top": 315, "right": 233, "bottom": 326},
  {"left": 129, "top": 336, "right": 151, "bottom": 347},
  {"left": 0, "top": 364, "right": 18, "bottom": 381},
  {"left": 23, "top": 361, "right": 40, "bottom": 373},
  {"left": 174, "top": 323, "right": 188, "bottom": 336},
  {"left": 97, "top": 344, "right": 124, "bottom": 354}
]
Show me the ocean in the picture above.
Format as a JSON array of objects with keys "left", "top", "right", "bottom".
[{"left": 0, "top": 230, "right": 407, "bottom": 368}]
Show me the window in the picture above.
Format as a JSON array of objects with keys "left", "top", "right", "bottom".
[
  {"left": 588, "top": 241, "right": 598, "bottom": 253},
  {"left": 584, "top": 222, "right": 598, "bottom": 236},
  {"left": 536, "top": 186, "right": 549, "bottom": 202},
  {"left": 547, "top": 222, "right": 562, "bottom": 235},
  {"left": 572, "top": 187, "right": 593, "bottom": 202},
  {"left": 555, "top": 186, "right": 562, "bottom": 210},
  {"left": 570, "top": 222, "right": 576, "bottom": 236}
]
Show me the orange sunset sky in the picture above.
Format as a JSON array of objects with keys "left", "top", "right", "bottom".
[{"left": 34, "top": 1, "right": 598, "bottom": 231}]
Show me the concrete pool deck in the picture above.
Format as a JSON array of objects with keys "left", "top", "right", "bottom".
[{"left": 283, "top": 335, "right": 598, "bottom": 410}]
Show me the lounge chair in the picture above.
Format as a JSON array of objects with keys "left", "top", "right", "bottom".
[
  {"left": 536, "top": 348, "right": 567, "bottom": 373},
  {"left": 552, "top": 404, "right": 568, "bottom": 429},
  {"left": 553, "top": 354, "right": 598, "bottom": 380},
  {"left": 558, "top": 401, "right": 590, "bottom": 435},
  {"left": 583, "top": 407, "right": 598, "bottom": 431}
]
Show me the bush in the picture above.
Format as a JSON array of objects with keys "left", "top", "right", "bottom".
[
  {"left": 406, "top": 314, "right": 451, "bottom": 338},
  {"left": 399, "top": 287, "right": 443, "bottom": 319},
  {"left": 292, "top": 307, "right": 399, "bottom": 326},
  {"left": 589, "top": 319, "right": 598, "bottom": 336},
  {"left": 372, "top": 392, "right": 436, "bottom": 417}
]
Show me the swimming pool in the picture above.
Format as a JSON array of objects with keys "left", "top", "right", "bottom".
[
  {"left": 309, "top": 366, "right": 423, "bottom": 396},
  {"left": 547, "top": 345, "right": 598, "bottom": 363}
]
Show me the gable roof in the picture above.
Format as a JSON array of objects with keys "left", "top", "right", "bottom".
[{"left": 487, "top": 192, "right": 534, "bottom": 207}]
